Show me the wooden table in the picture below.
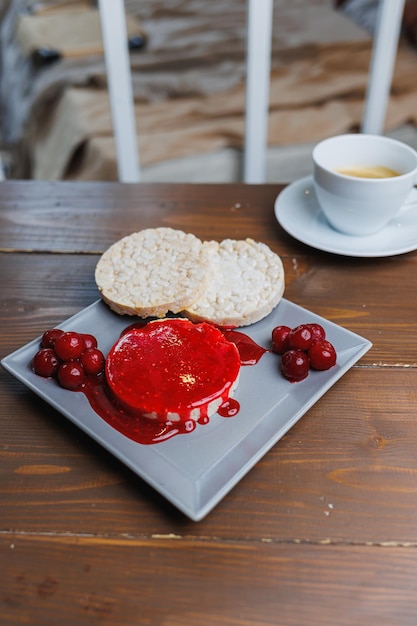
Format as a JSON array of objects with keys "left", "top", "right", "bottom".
[{"left": 2, "top": 181, "right": 417, "bottom": 625}]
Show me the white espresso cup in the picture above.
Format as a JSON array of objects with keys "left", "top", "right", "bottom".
[{"left": 312, "top": 134, "right": 417, "bottom": 236}]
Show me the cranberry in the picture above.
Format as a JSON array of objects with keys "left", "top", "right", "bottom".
[
  {"left": 281, "top": 349, "right": 310, "bottom": 382},
  {"left": 271, "top": 325, "right": 291, "bottom": 354},
  {"left": 308, "top": 339, "right": 337, "bottom": 371},
  {"left": 288, "top": 324, "right": 315, "bottom": 351},
  {"left": 82, "top": 333, "right": 98, "bottom": 350},
  {"left": 306, "top": 323, "right": 326, "bottom": 342},
  {"left": 32, "top": 348, "right": 60, "bottom": 378},
  {"left": 57, "top": 361, "right": 86, "bottom": 390},
  {"left": 80, "top": 348, "right": 105, "bottom": 375},
  {"left": 54, "top": 332, "right": 86, "bottom": 361},
  {"left": 41, "top": 328, "right": 64, "bottom": 349}
]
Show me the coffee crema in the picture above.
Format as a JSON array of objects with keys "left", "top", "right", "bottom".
[{"left": 335, "top": 165, "right": 400, "bottom": 179}]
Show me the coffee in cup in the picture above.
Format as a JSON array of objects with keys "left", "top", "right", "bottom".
[
  {"left": 334, "top": 165, "right": 400, "bottom": 179},
  {"left": 312, "top": 134, "right": 417, "bottom": 236}
]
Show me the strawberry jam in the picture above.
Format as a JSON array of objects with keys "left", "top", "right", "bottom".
[{"left": 105, "top": 318, "right": 241, "bottom": 424}]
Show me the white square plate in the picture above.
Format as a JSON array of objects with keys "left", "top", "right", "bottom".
[{"left": 1, "top": 299, "right": 371, "bottom": 521}]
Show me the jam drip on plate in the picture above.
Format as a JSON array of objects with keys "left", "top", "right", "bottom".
[
  {"left": 221, "top": 329, "right": 268, "bottom": 365},
  {"left": 82, "top": 375, "right": 198, "bottom": 444}
]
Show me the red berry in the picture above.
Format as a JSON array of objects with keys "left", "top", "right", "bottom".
[
  {"left": 288, "top": 324, "right": 315, "bottom": 351},
  {"left": 82, "top": 334, "right": 98, "bottom": 350},
  {"left": 80, "top": 348, "right": 105, "bottom": 375},
  {"left": 271, "top": 325, "right": 291, "bottom": 354},
  {"left": 306, "top": 323, "right": 326, "bottom": 342},
  {"left": 32, "top": 348, "right": 60, "bottom": 378},
  {"left": 308, "top": 339, "right": 336, "bottom": 371},
  {"left": 281, "top": 349, "right": 310, "bottom": 382},
  {"left": 57, "top": 361, "right": 86, "bottom": 390},
  {"left": 54, "top": 332, "right": 86, "bottom": 361},
  {"left": 41, "top": 328, "right": 64, "bottom": 349}
]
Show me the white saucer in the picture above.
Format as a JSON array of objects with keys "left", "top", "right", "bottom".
[{"left": 274, "top": 176, "right": 417, "bottom": 257}]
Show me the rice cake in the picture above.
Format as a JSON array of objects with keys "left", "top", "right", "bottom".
[
  {"left": 183, "top": 238, "right": 285, "bottom": 327},
  {"left": 95, "top": 227, "right": 215, "bottom": 317}
]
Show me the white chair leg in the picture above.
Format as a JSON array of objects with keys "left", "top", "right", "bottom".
[
  {"left": 243, "top": 0, "right": 274, "bottom": 183},
  {"left": 98, "top": 0, "right": 141, "bottom": 182},
  {"left": 361, "top": 0, "right": 405, "bottom": 135}
]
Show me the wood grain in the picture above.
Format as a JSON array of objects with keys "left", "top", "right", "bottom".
[{"left": 2, "top": 536, "right": 417, "bottom": 626}]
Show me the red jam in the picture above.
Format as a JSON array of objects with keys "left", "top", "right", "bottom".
[
  {"left": 81, "top": 375, "right": 199, "bottom": 445},
  {"left": 105, "top": 318, "right": 241, "bottom": 423},
  {"left": 221, "top": 329, "right": 268, "bottom": 365},
  {"left": 32, "top": 320, "right": 273, "bottom": 445}
]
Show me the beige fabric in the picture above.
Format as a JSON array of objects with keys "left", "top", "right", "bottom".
[
  {"left": 3, "top": 0, "right": 417, "bottom": 180},
  {"left": 29, "top": 41, "right": 417, "bottom": 181},
  {"left": 15, "top": 7, "right": 142, "bottom": 58}
]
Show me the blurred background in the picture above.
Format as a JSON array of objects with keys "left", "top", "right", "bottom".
[{"left": 1, "top": 0, "right": 417, "bottom": 183}]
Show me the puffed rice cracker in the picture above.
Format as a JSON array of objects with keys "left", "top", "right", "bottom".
[
  {"left": 95, "top": 227, "right": 216, "bottom": 317},
  {"left": 183, "top": 238, "right": 285, "bottom": 327}
]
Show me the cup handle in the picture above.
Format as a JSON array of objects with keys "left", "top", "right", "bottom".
[{"left": 397, "top": 187, "right": 417, "bottom": 215}]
